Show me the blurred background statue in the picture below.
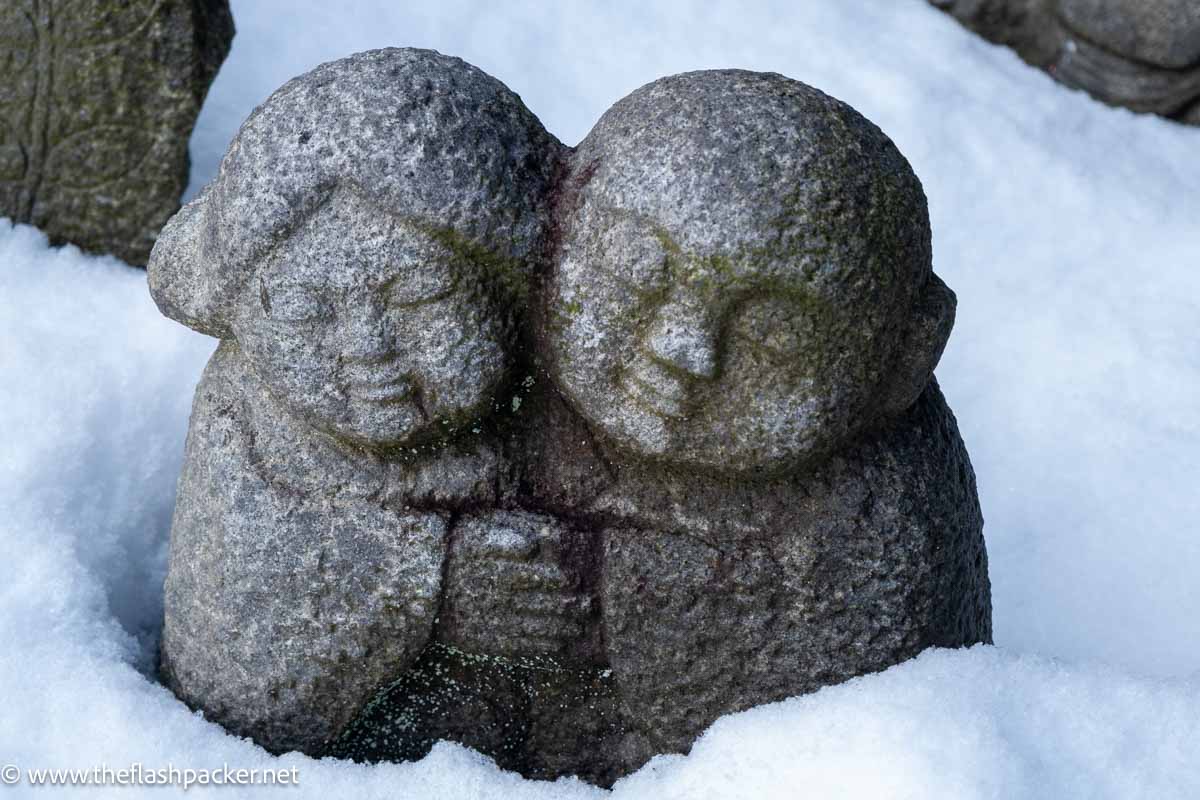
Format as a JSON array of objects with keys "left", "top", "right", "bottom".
[
  {"left": 931, "top": 0, "right": 1200, "bottom": 124},
  {"left": 0, "top": 0, "right": 234, "bottom": 265}
]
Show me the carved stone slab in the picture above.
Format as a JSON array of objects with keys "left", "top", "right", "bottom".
[{"left": 0, "top": 0, "right": 233, "bottom": 265}]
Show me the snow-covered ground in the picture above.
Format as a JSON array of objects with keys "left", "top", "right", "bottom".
[{"left": 2, "top": 1, "right": 1198, "bottom": 796}]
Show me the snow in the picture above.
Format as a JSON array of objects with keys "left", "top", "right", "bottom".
[{"left": 2, "top": 0, "right": 1199, "bottom": 796}]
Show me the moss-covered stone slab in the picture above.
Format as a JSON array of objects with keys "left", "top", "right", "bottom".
[{"left": 0, "top": 0, "right": 233, "bottom": 265}]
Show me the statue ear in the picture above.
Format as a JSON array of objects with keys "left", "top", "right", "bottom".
[
  {"left": 147, "top": 187, "right": 234, "bottom": 339},
  {"left": 880, "top": 272, "right": 956, "bottom": 416}
]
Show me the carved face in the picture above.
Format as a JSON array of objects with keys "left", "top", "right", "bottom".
[
  {"left": 549, "top": 207, "right": 879, "bottom": 473},
  {"left": 232, "top": 190, "right": 509, "bottom": 448}
]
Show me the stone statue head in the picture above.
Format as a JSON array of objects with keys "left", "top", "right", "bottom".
[
  {"left": 547, "top": 70, "right": 955, "bottom": 474},
  {"left": 149, "top": 48, "right": 562, "bottom": 449}
]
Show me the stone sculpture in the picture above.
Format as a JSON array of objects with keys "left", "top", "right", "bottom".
[
  {"left": 0, "top": 0, "right": 234, "bottom": 265},
  {"left": 528, "top": 70, "right": 991, "bottom": 764},
  {"left": 150, "top": 48, "right": 991, "bottom": 787},
  {"left": 930, "top": 0, "right": 1200, "bottom": 124},
  {"left": 150, "top": 48, "right": 564, "bottom": 756}
]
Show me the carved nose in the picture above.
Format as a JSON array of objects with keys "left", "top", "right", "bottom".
[
  {"left": 644, "top": 297, "right": 718, "bottom": 380},
  {"left": 343, "top": 301, "right": 394, "bottom": 362}
]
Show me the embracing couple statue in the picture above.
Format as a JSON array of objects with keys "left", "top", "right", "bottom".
[{"left": 148, "top": 48, "right": 990, "bottom": 786}]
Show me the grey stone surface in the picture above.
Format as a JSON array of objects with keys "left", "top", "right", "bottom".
[
  {"left": 545, "top": 70, "right": 947, "bottom": 474},
  {"left": 526, "top": 69, "right": 989, "bottom": 774},
  {"left": 591, "top": 379, "right": 989, "bottom": 759},
  {"left": 150, "top": 48, "right": 565, "bottom": 754},
  {"left": 0, "top": 0, "right": 234, "bottom": 265},
  {"left": 151, "top": 53, "right": 990, "bottom": 787},
  {"left": 160, "top": 343, "right": 455, "bottom": 754},
  {"left": 330, "top": 643, "right": 627, "bottom": 785},
  {"left": 930, "top": 0, "right": 1200, "bottom": 122}
]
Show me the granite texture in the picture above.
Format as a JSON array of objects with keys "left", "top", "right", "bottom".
[
  {"left": 0, "top": 0, "right": 234, "bottom": 265},
  {"left": 150, "top": 51, "right": 991, "bottom": 787},
  {"left": 930, "top": 0, "right": 1200, "bottom": 123},
  {"left": 151, "top": 48, "right": 565, "bottom": 755},
  {"left": 545, "top": 70, "right": 949, "bottom": 474}
]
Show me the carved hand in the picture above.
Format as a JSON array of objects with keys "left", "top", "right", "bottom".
[{"left": 439, "top": 509, "right": 598, "bottom": 661}]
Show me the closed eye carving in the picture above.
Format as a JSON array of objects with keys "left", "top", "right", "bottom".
[
  {"left": 729, "top": 295, "right": 813, "bottom": 365},
  {"left": 259, "top": 277, "right": 334, "bottom": 323},
  {"left": 383, "top": 273, "right": 457, "bottom": 308}
]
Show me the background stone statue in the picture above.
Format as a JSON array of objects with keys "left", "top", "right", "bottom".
[
  {"left": 151, "top": 51, "right": 991, "bottom": 788},
  {"left": 930, "top": 0, "right": 1200, "bottom": 124},
  {"left": 0, "top": 0, "right": 234, "bottom": 265}
]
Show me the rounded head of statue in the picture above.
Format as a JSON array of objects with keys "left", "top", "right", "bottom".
[
  {"left": 149, "top": 48, "right": 563, "bottom": 450},
  {"left": 547, "top": 69, "right": 955, "bottom": 476}
]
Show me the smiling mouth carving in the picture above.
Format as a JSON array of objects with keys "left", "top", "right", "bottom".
[
  {"left": 347, "top": 376, "right": 413, "bottom": 404},
  {"left": 620, "top": 358, "right": 688, "bottom": 419},
  {"left": 342, "top": 359, "right": 416, "bottom": 404}
]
